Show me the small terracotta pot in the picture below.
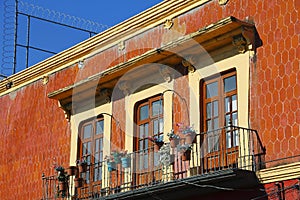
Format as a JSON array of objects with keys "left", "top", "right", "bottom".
[
  {"left": 181, "top": 150, "right": 191, "bottom": 161},
  {"left": 169, "top": 138, "right": 179, "bottom": 148},
  {"left": 66, "top": 166, "right": 78, "bottom": 176},
  {"left": 58, "top": 182, "right": 67, "bottom": 191},
  {"left": 74, "top": 177, "right": 83, "bottom": 188},
  {"left": 78, "top": 163, "right": 87, "bottom": 173},
  {"left": 184, "top": 133, "right": 195, "bottom": 144}
]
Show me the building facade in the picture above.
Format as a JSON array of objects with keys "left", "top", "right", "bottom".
[{"left": 0, "top": 0, "right": 299, "bottom": 199}]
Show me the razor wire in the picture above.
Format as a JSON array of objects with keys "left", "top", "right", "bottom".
[
  {"left": 18, "top": 1, "right": 109, "bottom": 33},
  {"left": 1, "top": 0, "right": 110, "bottom": 77}
]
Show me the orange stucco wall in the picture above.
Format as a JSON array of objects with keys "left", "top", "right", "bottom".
[{"left": 0, "top": 0, "right": 299, "bottom": 199}]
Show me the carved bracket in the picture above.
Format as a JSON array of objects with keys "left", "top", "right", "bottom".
[
  {"left": 164, "top": 19, "right": 173, "bottom": 29},
  {"left": 98, "top": 88, "right": 112, "bottom": 103},
  {"left": 232, "top": 34, "right": 248, "bottom": 53},
  {"left": 182, "top": 56, "right": 196, "bottom": 73},
  {"left": 58, "top": 101, "right": 71, "bottom": 122}
]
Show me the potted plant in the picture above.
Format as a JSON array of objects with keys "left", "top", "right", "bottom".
[
  {"left": 55, "top": 166, "right": 68, "bottom": 191},
  {"left": 74, "top": 177, "right": 83, "bottom": 188},
  {"left": 167, "top": 130, "right": 180, "bottom": 148},
  {"left": 120, "top": 150, "right": 131, "bottom": 168},
  {"left": 181, "top": 126, "right": 196, "bottom": 144},
  {"left": 105, "top": 155, "right": 116, "bottom": 172},
  {"left": 111, "top": 150, "right": 121, "bottom": 164},
  {"left": 148, "top": 136, "right": 164, "bottom": 152},
  {"left": 178, "top": 144, "right": 192, "bottom": 161},
  {"left": 66, "top": 166, "right": 78, "bottom": 176},
  {"left": 76, "top": 157, "right": 88, "bottom": 173}
]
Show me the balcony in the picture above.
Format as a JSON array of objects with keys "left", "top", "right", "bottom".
[{"left": 42, "top": 126, "right": 265, "bottom": 200}]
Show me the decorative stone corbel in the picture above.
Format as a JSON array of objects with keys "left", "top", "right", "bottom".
[
  {"left": 218, "top": 0, "right": 229, "bottom": 5},
  {"left": 99, "top": 88, "right": 112, "bottom": 103},
  {"left": 118, "top": 81, "right": 131, "bottom": 96},
  {"left": 164, "top": 19, "right": 173, "bottom": 29},
  {"left": 118, "top": 41, "right": 125, "bottom": 51},
  {"left": 159, "top": 66, "right": 173, "bottom": 82},
  {"left": 182, "top": 56, "right": 196, "bottom": 73},
  {"left": 5, "top": 79, "right": 13, "bottom": 89},
  {"left": 232, "top": 34, "right": 248, "bottom": 53},
  {"left": 42, "top": 75, "right": 49, "bottom": 85},
  {"left": 58, "top": 100, "right": 71, "bottom": 122}
]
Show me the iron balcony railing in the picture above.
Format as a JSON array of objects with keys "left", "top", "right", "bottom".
[{"left": 42, "top": 126, "right": 265, "bottom": 199}]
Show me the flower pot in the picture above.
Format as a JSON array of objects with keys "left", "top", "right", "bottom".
[
  {"left": 107, "top": 161, "right": 116, "bottom": 172},
  {"left": 74, "top": 177, "right": 83, "bottom": 188},
  {"left": 184, "top": 133, "right": 195, "bottom": 144},
  {"left": 58, "top": 182, "right": 67, "bottom": 191},
  {"left": 169, "top": 138, "right": 179, "bottom": 148},
  {"left": 121, "top": 157, "right": 131, "bottom": 168},
  {"left": 78, "top": 163, "right": 87, "bottom": 173},
  {"left": 154, "top": 142, "right": 164, "bottom": 152},
  {"left": 113, "top": 153, "right": 121, "bottom": 164},
  {"left": 181, "top": 150, "right": 191, "bottom": 161},
  {"left": 66, "top": 166, "right": 78, "bottom": 176}
]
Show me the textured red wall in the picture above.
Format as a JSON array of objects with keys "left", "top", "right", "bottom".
[{"left": 0, "top": 0, "right": 299, "bottom": 199}]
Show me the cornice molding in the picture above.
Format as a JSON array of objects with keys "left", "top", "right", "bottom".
[
  {"left": 257, "top": 162, "right": 300, "bottom": 184},
  {"left": 0, "top": 0, "right": 212, "bottom": 97}
]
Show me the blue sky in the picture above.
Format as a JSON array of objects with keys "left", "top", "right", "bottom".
[{"left": 0, "top": 0, "right": 163, "bottom": 76}]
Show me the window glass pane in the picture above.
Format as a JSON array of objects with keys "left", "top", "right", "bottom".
[
  {"left": 139, "top": 153, "right": 143, "bottom": 170},
  {"left": 154, "top": 152, "right": 159, "bottom": 167},
  {"left": 87, "top": 142, "right": 91, "bottom": 154},
  {"left": 213, "top": 101, "right": 218, "bottom": 117},
  {"left": 95, "top": 139, "right": 99, "bottom": 153},
  {"left": 83, "top": 124, "right": 92, "bottom": 139},
  {"left": 153, "top": 119, "right": 158, "bottom": 135},
  {"left": 232, "top": 95, "right": 237, "bottom": 111},
  {"left": 206, "top": 103, "right": 212, "bottom": 118},
  {"left": 152, "top": 100, "right": 162, "bottom": 116},
  {"left": 96, "top": 120, "right": 104, "bottom": 135},
  {"left": 144, "top": 123, "right": 149, "bottom": 138},
  {"left": 145, "top": 138, "right": 149, "bottom": 150},
  {"left": 139, "top": 140, "right": 144, "bottom": 151},
  {"left": 206, "top": 120, "right": 212, "bottom": 131},
  {"left": 139, "top": 125, "right": 144, "bottom": 138},
  {"left": 226, "top": 131, "right": 232, "bottom": 148},
  {"left": 225, "top": 97, "right": 230, "bottom": 113},
  {"left": 100, "top": 152, "right": 103, "bottom": 162},
  {"left": 94, "top": 153, "right": 99, "bottom": 163},
  {"left": 159, "top": 118, "right": 164, "bottom": 133},
  {"left": 224, "top": 75, "right": 236, "bottom": 93},
  {"left": 225, "top": 114, "right": 231, "bottom": 126},
  {"left": 94, "top": 167, "right": 98, "bottom": 181},
  {"left": 140, "top": 105, "right": 149, "bottom": 121},
  {"left": 232, "top": 112, "right": 238, "bottom": 126},
  {"left": 233, "top": 130, "right": 239, "bottom": 147},
  {"left": 206, "top": 81, "right": 218, "bottom": 98},
  {"left": 213, "top": 117, "right": 219, "bottom": 130},
  {"left": 99, "top": 138, "right": 103, "bottom": 150},
  {"left": 144, "top": 153, "right": 148, "bottom": 169}
]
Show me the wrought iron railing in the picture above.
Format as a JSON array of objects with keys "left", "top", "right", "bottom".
[{"left": 42, "top": 126, "right": 265, "bottom": 199}]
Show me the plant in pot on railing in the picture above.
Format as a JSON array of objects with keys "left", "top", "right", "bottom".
[
  {"left": 167, "top": 129, "right": 180, "bottom": 148},
  {"left": 105, "top": 155, "right": 117, "bottom": 172},
  {"left": 148, "top": 136, "right": 164, "bottom": 152},
  {"left": 111, "top": 150, "right": 122, "bottom": 164},
  {"left": 120, "top": 150, "right": 131, "bottom": 168},
  {"left": 76, "top": 157, "right": 88, "bottom": 173},
  {"left": 178, "top": 144, "right": 192, "bottom": 161},
  {"left": 180, "top": 124, "right": 196, "bottom": 145},
  {"left": 54, "top": 165, "right": 68, "bottom": 196}
]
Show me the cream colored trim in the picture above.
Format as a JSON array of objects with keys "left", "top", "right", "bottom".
[
  {"left": 69, "top": 102, "right": 112, "bottom": 192},
  {"left": 0, "top": 0, "right": 211, "bottom": 96},
  {"left": 125, "top": 82, "right": 174, "bottom": 153},
  {"left": 257, "top": 162, "right": 300, "bottom": 184},
  {"left": 188, "top": 51, "right": 250, "bottom": 132}
]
